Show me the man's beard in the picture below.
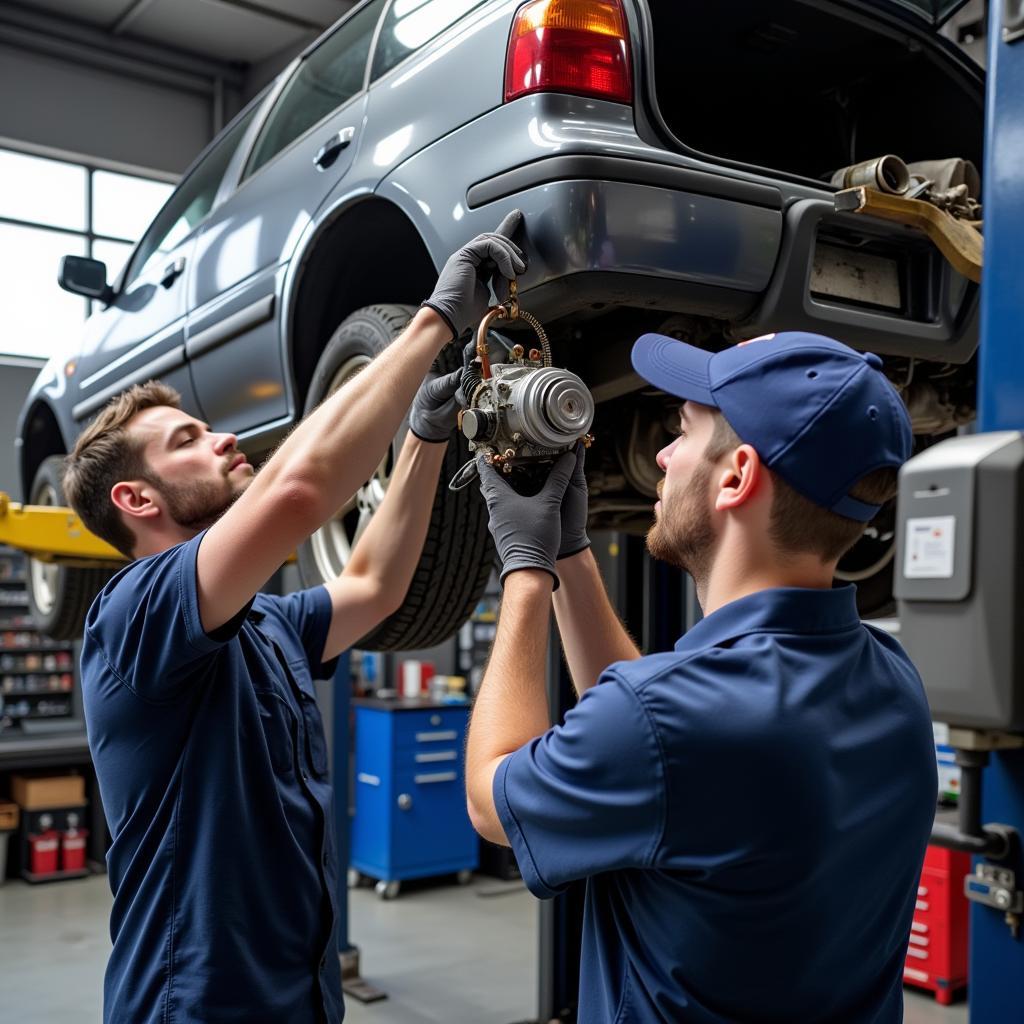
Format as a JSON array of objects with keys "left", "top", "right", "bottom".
[
  {"left": 646, "top": 459, "right": 717, "bottom": 591},
  {"left": 153, "top": 476, "right": 243, "bottom": 531}
]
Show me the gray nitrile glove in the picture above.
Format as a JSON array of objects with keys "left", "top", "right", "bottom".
[
  {"left": 558, "top": 443, "right": 591, "bottom": 560},
  {"left": 409, "top": 367, "right": 463, "bottom": 443},
  {"left": 455, "top": 338, "right": 480, "bottom": 409},
  {"left": 422, "top": 210, "right": 527, "bottom": 342},
  {"left": 477, "top": 450, "right": 577, "bottom": 588}
]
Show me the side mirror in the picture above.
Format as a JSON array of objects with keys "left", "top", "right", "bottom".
[{"left": 58, "top": 255, "right": 113, "bottom": 304}]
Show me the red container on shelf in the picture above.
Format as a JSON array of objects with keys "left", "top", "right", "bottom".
[
  {"left": 28, "top": 829, "right": 60, "bottom": 875},
  {"left": 61, "top": 827, "right": 89, "bottom": 871},
  {"left": 420, "top": 662, "right": 435, "bottom": 694}
]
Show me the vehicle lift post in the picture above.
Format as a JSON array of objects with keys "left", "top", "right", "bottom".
[{"left": 965, "top": 5, "right": 1024, "bottom": 1018}]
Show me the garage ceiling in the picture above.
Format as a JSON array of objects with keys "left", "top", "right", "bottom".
[{"left": 10, "top": 0, "right": 356, "bottom": 64}]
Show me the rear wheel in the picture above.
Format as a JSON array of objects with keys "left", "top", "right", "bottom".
[
  {"left": 834, "top": 499, "right": 897, "bottom": 619},
  {"left": 296, "top": 304, "right": 494, "bottom": 651},
  {"left": 27, "top": 456, "right": 114, "bottom": 639}
]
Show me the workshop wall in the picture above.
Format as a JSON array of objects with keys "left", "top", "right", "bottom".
[{"left": 0, "top": 45, "right": 215, "bottom": 175}]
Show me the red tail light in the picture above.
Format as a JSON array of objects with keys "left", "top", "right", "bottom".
[{"left": 504, "top": 0, "right": 633, "bottom": 106}]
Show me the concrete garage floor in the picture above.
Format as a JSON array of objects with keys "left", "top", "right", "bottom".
[{"left": 0, "top": 872, "right": 966, "bottom": 1023}]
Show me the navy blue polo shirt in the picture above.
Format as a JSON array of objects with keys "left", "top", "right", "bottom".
[
  {"left": 82, "top": 532, "right": 342, "bottom": 1024},
  {"left": 495, "top": 586, "right": 937, "bottom": 1023}
]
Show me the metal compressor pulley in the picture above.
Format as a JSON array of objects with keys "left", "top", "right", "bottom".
[
  {"left": 462, "top": 364, "right": 594, "bottom": 455},
  {"left": 450, "top": 279, "right": 595, "bottom": 489}
]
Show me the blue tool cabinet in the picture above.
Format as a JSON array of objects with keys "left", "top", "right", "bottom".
[{"left": 350, "top": 697, "right": 478, "bottom": 898}]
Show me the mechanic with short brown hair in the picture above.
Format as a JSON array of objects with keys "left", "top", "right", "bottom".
[
  {"left": 68, "top": 213, "right": 525, "bottom": 1024},
  {"left": 466, "top": 330, "right": 937, "bottom": 1022}
]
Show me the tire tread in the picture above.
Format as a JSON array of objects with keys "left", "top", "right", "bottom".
[{"left": 298, "top": 305, "right": 493, "bottom": 651}]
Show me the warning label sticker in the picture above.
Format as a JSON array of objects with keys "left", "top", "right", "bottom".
[{"left": 904, "top": 516, "right": 956, "bottom": 579}]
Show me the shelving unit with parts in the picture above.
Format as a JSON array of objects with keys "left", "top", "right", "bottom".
[{"left": 0, "top": 546, "right": 76, "bottom": 730}]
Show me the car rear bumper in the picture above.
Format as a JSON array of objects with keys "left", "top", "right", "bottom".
[{"left": 380, "top": 93, "right": 977, "bottom": 362}]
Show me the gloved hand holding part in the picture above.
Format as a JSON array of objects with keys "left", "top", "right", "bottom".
[
  {"left": 558, "top": 442, "right": 591, "bottom": 560},
  {"left": 422, "top": 210, "right": 527, "bottom": 343},
  {"left": 477, "top": 449, "right": 577, "bottom": 588},
  {"left": 409, "top": 366, "right": 464, "bottom": 443}
]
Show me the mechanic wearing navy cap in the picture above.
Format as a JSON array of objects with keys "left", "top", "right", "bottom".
[{"left": 466, "top": 331, "right": 937, "bottom": 1022}]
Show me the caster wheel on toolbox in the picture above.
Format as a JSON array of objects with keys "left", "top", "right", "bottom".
[
  {"left": 456, "top": 870, "right": 473, "bottom": 886},
  {"left": 347, "top": 869, "right": 363, "bottom": 889},
  {"left": 375, "top": 880, "right": 401, "bottom": 900}
]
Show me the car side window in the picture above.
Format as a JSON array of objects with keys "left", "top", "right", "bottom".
[
  {"left": 371, "top": 0, "right": 488, "bottom": 81},
  {"left": 125, "top": 104, "right": 260, "bottom": 286},
  {"left": 243, "top": 0, "right": 387, "bottom": 180}
]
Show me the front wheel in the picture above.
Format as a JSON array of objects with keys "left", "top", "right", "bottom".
[{"left": 296, "top": 304, "right": 494, "bottom": 651}]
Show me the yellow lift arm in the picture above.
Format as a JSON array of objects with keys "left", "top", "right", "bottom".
[
  {"left": 0, "top": 492, "right": 126, "bottom": 566},
  {"left": 0, "top": 492, "right": 297, "bottom": 567}
]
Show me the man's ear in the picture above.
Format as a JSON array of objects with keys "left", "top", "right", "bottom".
[
  {"left": 714, "top": 444, "right": 763, "bottom": 512},
  {"left": 110, "top": 480, "right": 161, "bottom": 523}
]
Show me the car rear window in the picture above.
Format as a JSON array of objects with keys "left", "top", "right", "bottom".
[{"left": 371, "top": 0, "right": 489, "bottom": 81}]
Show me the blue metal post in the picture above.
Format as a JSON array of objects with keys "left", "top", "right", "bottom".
[
  {"left": 333, "top": 652, "right": 354, "bottom": 955},
  {"left": 969, "top": 6, "right": 1024, "bottom": 1019},
  {"left": 979, "top": 2, "right": 1024, "bottom": 431}
]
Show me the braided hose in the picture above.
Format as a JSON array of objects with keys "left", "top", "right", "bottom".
[{"left": 516, "top": 308, "right": 552, "bottom": 367}]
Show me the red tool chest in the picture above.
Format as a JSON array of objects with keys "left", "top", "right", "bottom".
[{"left": 903, "top": 845, "right": 970, "bottom": 1005}]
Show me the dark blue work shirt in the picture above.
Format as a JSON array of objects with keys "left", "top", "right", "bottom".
[
  {"left": 82, "top": 532, "right": 342, "bottom": 1024},
  {"left": 495, "top": 586, "right": 937, "bottom": 1023}
]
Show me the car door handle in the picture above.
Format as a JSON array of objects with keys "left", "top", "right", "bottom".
[
  {"left": 314, "top": 127, "right": 355, "bottom": 170},
  {"left": 160, "top": 257, "right": 185, "bottom": 288}
]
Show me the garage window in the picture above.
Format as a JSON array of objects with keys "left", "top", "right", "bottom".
[
  {"left": 243, "top": 0, "right": 387, "bottom": 180},
  {"left": 371, "top": 0, "right": 489, "bottom": 81},
  {"left": 0, "top": 147, "right": 174, "bottom": 360}
]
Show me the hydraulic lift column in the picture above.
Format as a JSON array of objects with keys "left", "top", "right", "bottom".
[
  {"left": 968, "top": 4, "right": 1024, "bottom": 1013},
  {"left": 893, "top": 6, "right": 1024, "bottom": 1018}
]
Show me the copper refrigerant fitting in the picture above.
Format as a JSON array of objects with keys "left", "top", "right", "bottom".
[
  {"left": 484, "top": 449, "right": 518, "bottom": 476},
  {"left": 475, "top": 277, "right": 552, "bottom": 379}
]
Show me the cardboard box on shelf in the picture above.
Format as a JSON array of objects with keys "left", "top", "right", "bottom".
[
  {"left": 0, "top": 801, "right": 18, "bottom": 831},
  {"left": 11, "top": 774, "right": 85, "bottom": 810}
]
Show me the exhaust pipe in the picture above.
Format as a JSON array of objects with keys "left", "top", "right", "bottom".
[{"left": 830, "top": 155, "right": 911, "bottom": 195}]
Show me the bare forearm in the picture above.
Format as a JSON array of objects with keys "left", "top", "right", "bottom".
[
  {"left": 252, "top": 308, "right": 449, "bottom": 523},
  {"left": 553, "top": 549, "right": 640, "bottom": 697},
  {"left": 343, "top": 432, "right": 446, "bottom": 605},
  {"left": 466, "top": 571, "right": 553, "bottom": 843}
]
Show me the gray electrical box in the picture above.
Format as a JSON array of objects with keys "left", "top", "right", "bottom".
[{"left": 895, "top": 432, "right": 1024, "bottom": 731}]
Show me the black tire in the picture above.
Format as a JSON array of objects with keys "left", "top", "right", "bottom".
[
  {"left": 835, "top": 498, "right": 897, "bottom": 619},
  {"left": 27, "top": 456, "right": 115, "bottom": 640},
  {"left": 296, "top": 304, "right": 494, "bottom": 651}
]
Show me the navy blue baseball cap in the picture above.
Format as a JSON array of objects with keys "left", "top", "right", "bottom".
[{"left": 631, "top": 331, "right": 913, "bottom": 522}]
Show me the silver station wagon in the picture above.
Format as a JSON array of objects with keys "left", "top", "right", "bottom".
[{"left": 18, "top": 0, "right": 983, "bottom": 646}]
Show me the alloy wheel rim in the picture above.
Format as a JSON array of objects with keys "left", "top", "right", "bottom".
[{"left": 308, "top": 355, "right": 397, "bottom": 581}]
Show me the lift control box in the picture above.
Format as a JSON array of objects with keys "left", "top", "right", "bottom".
[{"left": 895, "top": 432, "right": 1024, "bottom": 731}]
